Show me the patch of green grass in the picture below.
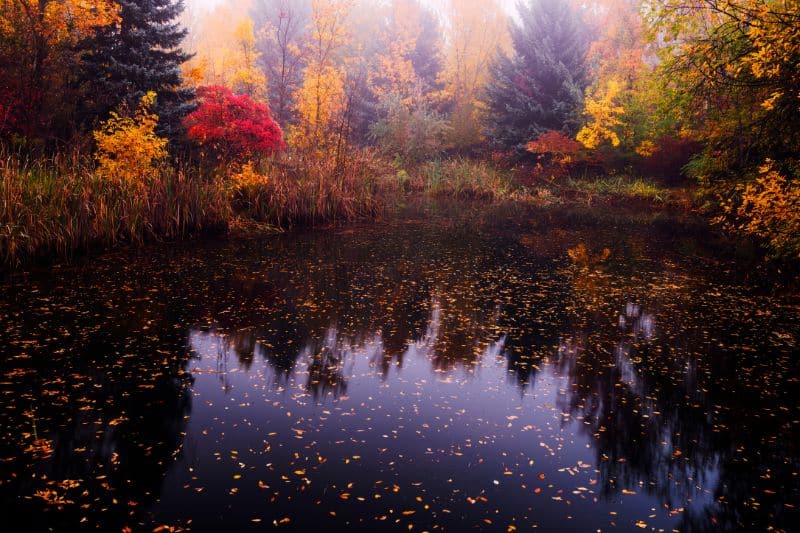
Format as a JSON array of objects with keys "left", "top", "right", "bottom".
[
  {"left": 413, "top": 158, "right": 519, "bottom": 200},
  {"left": 564, "top": 175, "right": 688, "bottom": 206}
]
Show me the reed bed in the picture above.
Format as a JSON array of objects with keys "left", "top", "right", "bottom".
[
  {"left": 236, "top": 149, "right": 395, "bottom": 227},
  {"left": 1, "top": 148, "right": 397, "bottom": 269},
  {"left": 1, "top": 154, "right": 230, "bottom": 268}
]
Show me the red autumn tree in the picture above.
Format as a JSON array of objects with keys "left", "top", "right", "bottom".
[{"left": 184, "top": 85, "right": 285, "bottom": 162}]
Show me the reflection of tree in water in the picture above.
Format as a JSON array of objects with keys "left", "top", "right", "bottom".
[
  {"left": 188, "top": 289, "right": 509, "bottom": 402},
  {"left": 552, "top": 308, "right": 718, "bottom": 513},
  {"left": 189, "top": 224, "right": 515, "bottom": 385},
  {"left": 555, "top": 249, "right": 800, "bottom": 530},
  {"left": 301, "top": 327, "right": 380, "bottom": 401}
]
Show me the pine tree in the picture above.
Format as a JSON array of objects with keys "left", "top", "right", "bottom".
[
  {"left": 79, "top": 0, "right": 194, "bottom": 140},
  {"left": 486, "top": 0, "right": 589, "bottom": 151}
]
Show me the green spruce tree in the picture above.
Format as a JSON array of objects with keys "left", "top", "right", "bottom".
[
  {"left": 486, "top": 0, "right": 589, "bottom": 151},
  {"left": 79, "top": 0, "right": 194, "bottom": 140}
]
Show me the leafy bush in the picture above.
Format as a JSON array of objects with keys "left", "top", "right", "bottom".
[
  {"left": 93, "top": 92, "right": 168, "bottom": 184},
  {"left": 185, "top": 85, "right": 285, "bottom": 163},
  {"left": 370, "top": 94, "right": 450, "bottom": 165},
  {"left": 724, "top": 161, "right": 800, "bottom": 259}
]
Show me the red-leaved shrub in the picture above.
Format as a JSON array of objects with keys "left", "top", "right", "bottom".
[
  {"left": 525, "top": 130, "right": 583, "bottom": 162},
  {"left": 525, "top": 130, "right": 587, "bottom": 180},
  {"left": 185, "top": 85, "right": 285, "bottom": 162}
]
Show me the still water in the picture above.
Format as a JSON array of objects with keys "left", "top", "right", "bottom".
[{"left": 1, "top": 203, "right": 798, "bottom": 531}]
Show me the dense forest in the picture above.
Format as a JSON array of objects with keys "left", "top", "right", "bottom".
[{"left": 1, "top": 0, "right": 798, "bottom": 267}]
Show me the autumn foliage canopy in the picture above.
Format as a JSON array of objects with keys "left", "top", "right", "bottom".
[{"left": 184, "top": 85, "right": 285, "bottom": 162}]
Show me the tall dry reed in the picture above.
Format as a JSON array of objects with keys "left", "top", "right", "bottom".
[{"left": 1, "top": 153, "right": 229, "bottom": 269}]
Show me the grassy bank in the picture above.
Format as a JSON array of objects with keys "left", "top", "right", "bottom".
[
  {"left": 2, "top": 151, "right": 700, "bottom": 271},
  {"left": 560, "top": 175, "right": 693, "bottom": 208},
  {"left": 412, "top": 159, "right": 519, "bottom": 200}
]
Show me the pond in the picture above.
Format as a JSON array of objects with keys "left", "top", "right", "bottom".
[{"left": 1, "top": 202, "right": 798, "bottom": 531}]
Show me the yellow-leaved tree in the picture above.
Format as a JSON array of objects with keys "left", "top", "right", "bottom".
[
  {"left": 93, "top": 92, "right": 168, "bottom": 185},
  {"left": 290, "top": 0, "right": 354, "bottom": 153},
  {"left": 577, "top": 79, "right": 626, "bottom": 150},
  {"left": 439, "top": 0, "right": 510, "bottom": 148}
]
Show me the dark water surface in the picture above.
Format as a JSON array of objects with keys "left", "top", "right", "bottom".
[{"left": 1, "top": 203, "right": 798, "bottom": 532}]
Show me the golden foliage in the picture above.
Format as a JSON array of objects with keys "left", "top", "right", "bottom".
[
  {"left": 230, "top": 19, "right": 268, "bottom": 99},
  {"left": 647, "top": 0, "right": 800, "bottom": 137},
  {"left": 0, "top": 0, "right": 119, "bottom": 44},
  {"left": 93, "top": 92, "right": 168, "bottom": 184},
  {"left": 740, "top": 1, "right": 800, "bottom": 109},
  {"left": 728, "top": 161, "right": 800, "bottom": 258},
  {"left": 231, "top": 161, "right": 270, "bottom": 189},
  {"left": 371, "top": 0, "right": 424, "bottom": 104},
  {"left": 577, "top": 79, "right": 626, "bottom": 149},
  {"left": 290, "top": 0, "right": 354, "bottom": 152}
]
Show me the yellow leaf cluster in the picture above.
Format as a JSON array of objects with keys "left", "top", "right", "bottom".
[
  {"left": 231, "top": 161, "right": 269, "bottom": 189},
  {"left": 634, "top": 140, "right": 658, "bottom": 158},
  {"left": 577, "top": 79, "right": 625, "bottom": 149},
  {"left": 93, "top": 92, "right": 168, "bottom": 185},
  {"left": 733, "top": 161, "right": 800, "bottom": 258}
]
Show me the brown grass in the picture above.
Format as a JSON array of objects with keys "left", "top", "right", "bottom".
[
  {"left": 0, "top": 148, "right": 397, "bottom": 270},
  {"left": 1, "top": 154, "right": 221, "bottom": 268},
  {"left": 235, "top": 149, "right": 395, "bottom": 227}
]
